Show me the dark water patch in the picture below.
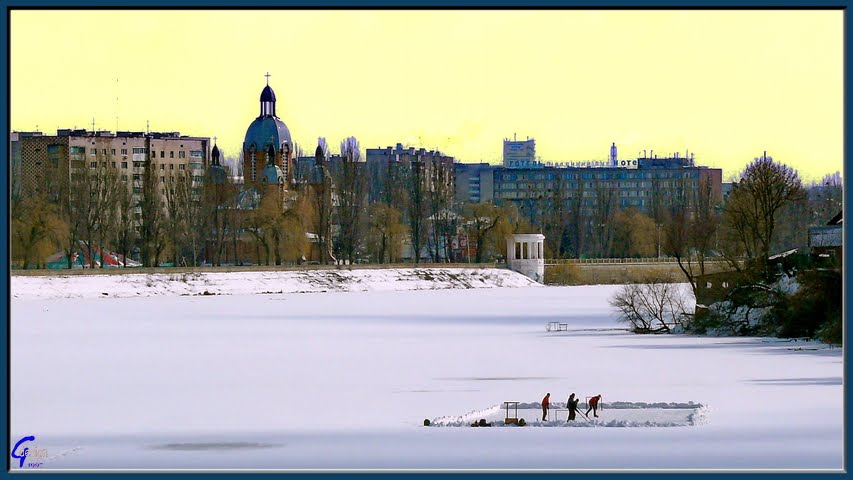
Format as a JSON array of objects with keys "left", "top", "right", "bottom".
[
  {"left": 148, "top": 442, "right": 281, "bottom": 452},
  {"left": 747, "top": 377, "right": 842, "bottom": 386},
  {"left": 435, "top": 376, "right": 559, "bottom": 382}
]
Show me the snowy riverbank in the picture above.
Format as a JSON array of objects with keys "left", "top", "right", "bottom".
[{"left": 11, "top": 268, "right": 539, "bottom": 300}]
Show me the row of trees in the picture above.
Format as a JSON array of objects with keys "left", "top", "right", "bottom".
[{"left": 11, "top": 142, "right": 841, "bottom": 271}]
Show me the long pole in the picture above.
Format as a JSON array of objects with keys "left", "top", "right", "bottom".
[{"left": 657, "top": 224, "right": 662, "bottom": 258}]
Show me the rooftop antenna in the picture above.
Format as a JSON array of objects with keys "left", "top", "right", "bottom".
[
  {"left": 115, "top": 76, "right": 120, "bottom": 132},
  {"left": 146, "top": 120, "right": 150, "bottom": 135},
  {"left": 91, "top": 117, "right": 95, "bottom": 134}
]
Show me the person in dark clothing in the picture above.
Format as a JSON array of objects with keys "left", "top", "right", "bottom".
[
  {"left": 541, "top": 393, "right": 551, "bottom": 421},
  {"left": 585, "top": 394, "right": 602, "bottom": 418},
  {"left": 566, "top": 393, "right": 578, "bottom": 421}
]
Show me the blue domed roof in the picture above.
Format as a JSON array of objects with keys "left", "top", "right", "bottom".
[
  {"left": 261, "top": 163, "right": 284, "bottom": 185},
  {"left": 260, "top": 85, "right": 276, "bottom": 102},
  {"left": 243, "top": 116, "right": 292, "bottom": 152}
]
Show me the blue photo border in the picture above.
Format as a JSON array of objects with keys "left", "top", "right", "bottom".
[{"left": 0, "top": 0, "right": 847, "bottom": 478}]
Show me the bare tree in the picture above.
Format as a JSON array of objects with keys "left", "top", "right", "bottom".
[
  {"left": 565, "top": 177, "right": 587, "bottom": 258},
  {"left": 333, "top": 137, "right": 366, "bottom": 264},
  {"left": 809, "top": 171, "right": 842, "bottom": 225},
  {"left": 113, "top": 182, "right": 137, "bottom": 267},
  {"left": 663, "top": 177, "right": 720, "bottom": 296},
  {"left": 592, "top": 179, "right": 618, "bottom": 257},
  {"left": 312, "top": 140, "right": 335, "bottom": 264},
  {"left": 367, "top": 203, "right": 407, "bottom": 263},
  {"left": 723, "top": 153, "right": 806, "bottom": 275},
  {"left": 462, "top": 202, "right": 503, "bottom": 264},
  {"left": 402, "top": 154, "right": 429, "bottom": 264},
  {"left": 427, "top": 159, "right": 455, "bottom": 262},
  {"left": 610, "top": 277, "right": 688, "bottom": 333},
  {"left": 542, "top": 172, "right": 569, "bottom": 258},
  {"left": 139, "top": 153, "right": 166, "bottom": 267}
]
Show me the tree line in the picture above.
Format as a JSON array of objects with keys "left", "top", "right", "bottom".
[{"left": 10, "top": 144, "right": 841, "bottom": 272}]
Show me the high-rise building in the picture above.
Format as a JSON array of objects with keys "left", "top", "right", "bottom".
[
  {"left": 503, "top": 135, "right": 536, "bottom": 168},
  {"left": 15, "top": 129, "right": 209, "bottom": 207}
]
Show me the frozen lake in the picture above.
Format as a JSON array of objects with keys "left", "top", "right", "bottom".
[{"left": 11, "top": 284, "right": 843, "bottom": 470}]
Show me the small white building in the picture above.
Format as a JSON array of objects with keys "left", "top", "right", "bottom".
[{"left": 507, "top": 233, "right": 545, "bottom": 283}]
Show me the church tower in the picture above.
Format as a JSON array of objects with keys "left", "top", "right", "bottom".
[{"left": 242, "top": 73, "right": 294, "bottom": 189}]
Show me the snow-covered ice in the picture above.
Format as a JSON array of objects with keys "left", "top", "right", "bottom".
[
  {"left": 11, "top": 267, "right": 537, "bottom": 300},
  {"left": 10, "top": 272, "right": 843, "bottom": 470}
]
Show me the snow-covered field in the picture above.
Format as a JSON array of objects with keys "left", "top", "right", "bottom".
[
  {"left": 11, "top": 267, "right": 536, "bottom": 300},
  {"left": 11, "top": 272, "right": 843, "bottom": 471}
]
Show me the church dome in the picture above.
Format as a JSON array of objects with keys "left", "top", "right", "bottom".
[
  {"left": 245, "top": 78, "right": 291, "bottom": 152},
  {"left": 260, "top": 85, "right": 276, "bottom": 102},
  {"left": 261, "top": 162, "right": 284, "bottom": 185},
  {"left": 211, "top": 144, "right": 221, "bottom": 163},
  {"left": 208, "top": 143, "right": 227, "bottom": 185},
  {"left": 243, "top": 116, "right": 292, "bottom": 153}
]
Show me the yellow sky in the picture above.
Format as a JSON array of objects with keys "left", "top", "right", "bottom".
[{"left": 11, "top": 10, "right": 843, "bottom": 181}]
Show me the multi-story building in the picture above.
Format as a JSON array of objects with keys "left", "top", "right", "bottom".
[
  {"left": 455, "top": 150, "right": 723, "bottom": 218},
  {"left": 454, "top": 162, "right": 494, "bottom": 204},
  {"left": 502, "top": 135, "right": 536, "bottom": 168},
  {"left": 16, "top": 128, "right": 209, "bottom": 215},
  {"left": 364, "top": 143, "right": 455, "bottom": 204},
  {"left": 10, "top": 131, "right": 44, "bottom": 198}
]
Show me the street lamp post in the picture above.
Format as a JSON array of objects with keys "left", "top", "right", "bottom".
[{"left": 657, "top": 223, "right": 662, "bottom": 259}]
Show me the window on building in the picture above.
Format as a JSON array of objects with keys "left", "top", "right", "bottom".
[
  {"left": 160, "top": 164, "right": 165, "bottom": 170},
  {"left": 121, "top": 148, "right": 128, "bottom": 156},
  {"left": 111, "top": 149, "right": 116, "bottom": 155},
  {"left": 90, "top": 148, "right": 97, "bottom": 156},
  {"left": 133, "top": 174, "right": 142, "bottom": 181},
  {"left": 132, "top": 147, "right": 147, "bottom": 154},
  {"left": 190, "top": 150, "right": 203, "bottom": 158},
  {"left": 179, "top": 164, "right": 186, "bottom": 170},
  {"left": 161, "top": 177, "right": 165, "bottom": 183},
  {"left": 170, "top": 151, "right": 174, "bottom": 158},
  {"left": 70, "top": 146, "right": 85, "bottom": 155},
  {"left": 90, "top": 161, "right": 97, "bottom": 168},
  {"left": 170, "top": 164, "right": 174, "bottom": 170},
  {"left": 160, "top": 151, "right": 165, "bottom": 158},
  {"left": 112, "top": 161, "right": 116, "bottom": 168},
  {"left": 121, "top": 175, "right": 128, "bottom": 181},
  {"left": 47, "top": 144, "right": 60, "bottom": 153},
  {"left": 179, "top": 151, "right": 186, "bottom": 159}
]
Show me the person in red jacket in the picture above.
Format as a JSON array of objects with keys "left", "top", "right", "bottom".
[
  {"left": 541, "top": 393, "right": 551, "bottom": 421},
  {"left": 585, "top": 394, "right": 602, "bottom": 418}
]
